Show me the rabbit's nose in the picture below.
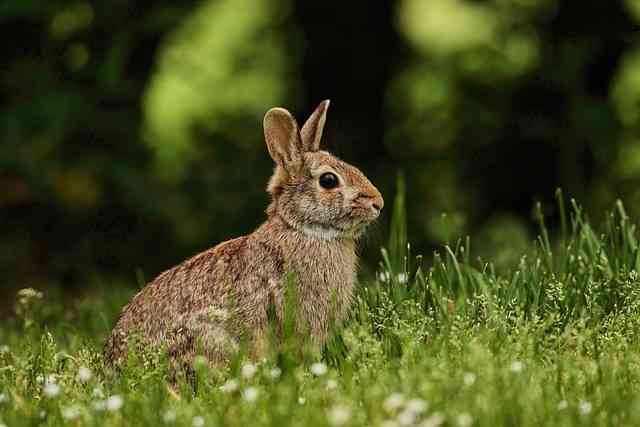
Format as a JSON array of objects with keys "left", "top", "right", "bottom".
[
  {"left": 370, "top": 189, "right": 384, "bottom": 213},
  {"left": 358, "top": 190, "right": 384, "bottom": 215}
]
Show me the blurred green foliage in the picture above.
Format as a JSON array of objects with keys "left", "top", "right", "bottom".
[{"left": 3, "top": 0, "right": 640, "bottom": 290}]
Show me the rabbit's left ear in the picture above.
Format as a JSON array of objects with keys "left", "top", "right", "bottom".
[{"left": 301, "top": 100, "right": 330, "bottom": 152}]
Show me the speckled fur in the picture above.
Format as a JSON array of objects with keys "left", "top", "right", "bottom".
[{"left": 104, "top": 101, "right": 384, "bottom": 368}]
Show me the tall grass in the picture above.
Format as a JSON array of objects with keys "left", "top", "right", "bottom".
[{"left": 2, "top": 189, "right": 640, "bottom": 426}]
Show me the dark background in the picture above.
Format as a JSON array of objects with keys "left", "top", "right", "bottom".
[{"left": 3, "top": 0, "right": 640, "bottom": 296}]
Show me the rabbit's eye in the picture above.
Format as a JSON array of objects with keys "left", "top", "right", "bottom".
[{"left": 319, "top": 172, "right": 339, "bottom": 189}]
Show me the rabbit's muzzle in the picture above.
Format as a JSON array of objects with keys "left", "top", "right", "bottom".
[{"left": 352, "top": 190, "right": 384, "bottom": 221}]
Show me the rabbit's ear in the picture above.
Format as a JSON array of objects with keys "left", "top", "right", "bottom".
[
  {"left": 264, "top": 107, "right": 303, "bottom": 170},
  {"left": 301, "top": 100, "right": 330, "bottom": 152}
]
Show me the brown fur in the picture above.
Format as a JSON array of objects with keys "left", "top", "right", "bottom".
[{"left": 104, "top": 101, "right": 384, "bottom": 368}]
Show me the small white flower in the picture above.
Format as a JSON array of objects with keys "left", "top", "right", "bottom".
[
  {"left": 405, "top": 398, "right": 428, "bottom": 414},
  {"left": 326, "top": 379, "right": 338, "bottom": 390},
  {"left": 192, "top": 416, "right": 204, "bottom": 427},
  {"left": 106, "top": 395, "right": 123, "bottom": 412},
  {"left": 43, "top": 382, "right": 60, "bottom": 397},
  {"left": 423, "top": 412, "right": 446, "bottom": 427},
  {"left": 92, "top": 387, "right": 104, "bottom": 398},
  {"left": 0, "top": 393, "right": 7, "bottom": 403},
  {"left": 163, "top": 410, "right": 177, "bottom": 423},
  {"left": 383, "top": 393, "right": 406, "bottom": 412},
  {"left": 398, "top": 409, "right": 418, "bottom": 426},
  {"left": 0, "top": 345, "right": 9, "bottom": 354},
  {"left": 39, "top": 410, "right": 46, "bottom": 418},
  {"left": 243, "top": 386, "right": 259, "bottom": 403},
  {"left": 298, "top": 397, "right": 306, "bottom": 405},
  {"left": 378, "top": 271, "right": 391, "bottom": 283},
  {"left": 397, "top": 273, "right": 408, "bottom": 284},
  {"left": 241, "top": 363, "right": 257, "bottom": 379},
  {"left": 36, "top": 375, "right": 44, "bottom": 384},
  {"left": 310, "top": 362, "right": 328, "bottom": 376},
  {"left": 463, "top": 372, "right": 476, "bottom": 386},
  {"left": 269, "top": 367, "right": 282, "bottom": 380},
  {"left": 328, "top": 404, "right": 351, "bottom": 426},
  {"left": 77, "top": 366, "right": 92, "bottom": 382},
  {"left": 93, "top": 400, "right": 106, "bottom": 411},
  {"left": 220, "top": 379, "right": 239, "bottom": 393},
  {"left": 557, "top": 400, "right": 568, "bottom": 410},
  {"left": 510, "top": 361, "right": 524, "bottom": 373},
  {"left": 61, "top": 405, "right": 81, "bottom": 420},
  {"left": 456, "top": 413, "right": 473, "bottom": 427},
  {"left": 578, "top": 401, "right": 592, "bottom": 415}
]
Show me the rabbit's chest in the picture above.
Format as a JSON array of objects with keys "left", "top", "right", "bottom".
[{"left": 284, "top": 239, "right": 357, "bottom": 339}]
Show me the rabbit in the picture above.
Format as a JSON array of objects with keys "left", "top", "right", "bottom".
[{"left": 104, "top": 100, "right": 384, "bottom": 370}]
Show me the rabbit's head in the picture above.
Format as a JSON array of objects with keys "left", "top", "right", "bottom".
[{"left": 263, "top": 100, "right": 384, "bottom": 240}]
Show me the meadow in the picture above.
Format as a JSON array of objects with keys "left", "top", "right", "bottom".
[{"left": 2, "top": 191, "right": 640, "bottom": 427}]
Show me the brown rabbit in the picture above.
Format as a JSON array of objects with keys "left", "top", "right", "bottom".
[{"left": 105, "top": 100, "right": 384, "bottom": 368}]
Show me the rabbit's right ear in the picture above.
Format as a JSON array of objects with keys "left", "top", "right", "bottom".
[{"left": 264, "top": 107, "right": 303, "bottom": 171}]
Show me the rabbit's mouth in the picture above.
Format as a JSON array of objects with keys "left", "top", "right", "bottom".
[{"left": 348, "top": 205, "right": 380, "bottom": 223}]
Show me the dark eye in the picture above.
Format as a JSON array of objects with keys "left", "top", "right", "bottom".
[{"left": 319, "top": 172, "right": 339, "bottom": 189}]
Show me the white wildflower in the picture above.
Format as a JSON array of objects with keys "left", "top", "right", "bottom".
[
  {"left": 241, "top": 362, "right": 257, "bottom": 379},
  {"left": 557, "top": 400, "right": 568, "bottom": 410},
  {"left": 510, "top": 361, "right": 524, "bottom": 373},
  {"left": 61, "top": 405, "right": 82, "bottom": 420},
  {"left": 328, "top": 404, "right": 351, "bottom": 426},
  {"left": 326, "top": 379, "right": 338, "bottom": 390},
  {"left": 310, "top": 362, "right": 328, "bottom": 376},
  {"left": 378, "top": 271, "right": 391, "bottom": 283},
  {"left": 298, "top": 397, "right": 306, "bottom": 405},
  {"left": 0, "top": 393, "right": 7, "bottom": 403},
  {"left": 77, "top": 366, "right": 92, "bottom": 382},
  {"left": 220, "top": 379, "right": 239, "bottom": 393},
  {"left": 456, "top": 413, "right": 473, "bottom": 427},
  {"left": 192, "top": 416, "right": 204, "bottom": 427},
  {"left": 269, "top": 367, "right": 282, "bottom": 380},
  {"left": 106, "top": 395, "right": 123, "bottom": 412},
  {"left": 43, "top": 382, "right": 60, "bottom": 397},
  {"left": 423, "top": 412, "right": 446, "bottom": 427},
  {"left": 405, "top": 398, "right": 428, "bottom": 415},
  {"left": 243, "top": 386, "right": 259, "bottom": 403},
  {"left": 163, "top": 410, "right": 177, "bottom": 423},
  {"left": 463, "top": 372, "right": 476, "bottom": 386},
  {"left": 383, "top": 393, "right": 406, "bottom": 412},
  {"left": 398, "top": 409, "right": 418, "bottom": 426},
  {"left": 0, "top": 345, "right": 9, "bottom": 354},
  {"left": 36, "top": 374, "right": 44, "bottom": 384},
  {"left": 578, "top": 401, "right": 592, "bottom": 415},
  {"left": 397, "top": 273, "right": 408, "bottom": 284}
]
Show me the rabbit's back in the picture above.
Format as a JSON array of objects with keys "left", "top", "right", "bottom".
[{"left": 105, "top": 234, "right": 286, "bottom": 366}]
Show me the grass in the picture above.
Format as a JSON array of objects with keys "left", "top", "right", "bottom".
[{"left": 3, "top": 190, "right": 640, "bottom": 426}]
